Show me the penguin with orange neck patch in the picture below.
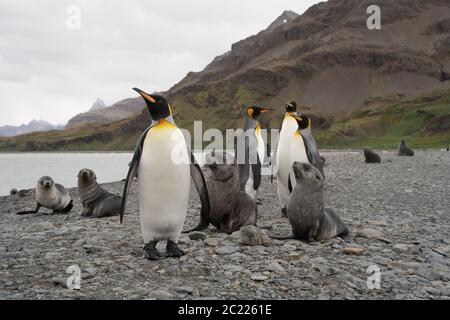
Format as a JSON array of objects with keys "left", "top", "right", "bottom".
[
  {"left": 238, "top": 106, "right": 271, "bottom": 200},
  {"left": 120, "top": 88, "right": 210, "bottom": 260},
  {"left": 273, "top": 109, "right": 324, "bottom": 217}
]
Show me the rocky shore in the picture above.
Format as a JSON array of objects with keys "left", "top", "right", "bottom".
[{"left": 1, "top": 151, "right": 449, "bottom": 300}]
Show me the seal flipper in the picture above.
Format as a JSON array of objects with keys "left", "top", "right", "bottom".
[
  {"left": 120, "top": 126, "right": 152, "bottom": 224},
  {"left": 183, "top": 151, "right": 211, "bottom": 233},
  {"left": 16, "top": 202, "right": 42, "bottom": 215},
  {"left": 60, "top": 200, "right": 73, "bottom": 213}
]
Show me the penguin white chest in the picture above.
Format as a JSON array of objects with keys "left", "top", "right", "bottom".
[
  {"left": 138, "top": 122, "right": 190, "bottom": 243},
  {"left": 255, "top": 127, "right": 265, "bottom": 164},
  {"left": 276, "top": 116, "right": 308, "bottom": 208},
  {"left": 244, "top": 128, "right": 264, "bottom": 199}
]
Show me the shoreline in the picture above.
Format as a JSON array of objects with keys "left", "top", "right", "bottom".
[{"left": 1, "top": 150, "right": 449, "bottom": 299}]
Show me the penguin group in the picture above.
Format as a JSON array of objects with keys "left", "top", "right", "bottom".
[{"left": 120, "top": 88, "right": 339, "bottom": 260}]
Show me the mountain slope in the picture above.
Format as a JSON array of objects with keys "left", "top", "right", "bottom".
[
  {"left": 65, "top": 97, "right": 145, "bottom": 129},
  {"left": 316, "top": 88, "right": 450, "bottom": 148},
  {"left": 89, "top": 98, "right": 106, "bottom": 111},
  {"left": 1, "top": 0, "right": 450, "bottom": 150},
  {"left": 0, "top": 120, "right": 63, "bottom": 137}
]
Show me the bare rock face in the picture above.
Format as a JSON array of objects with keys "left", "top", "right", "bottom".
[{"left": 266, "top": 10, "right": 299, "bottom": 32}]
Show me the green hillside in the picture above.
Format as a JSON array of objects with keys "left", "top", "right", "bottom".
[
  {"left": 315, "top": 89, "right": 450, "bottom": 149},
  {"left": 0, "top": 89, "right": 449, "bottom": 152}
]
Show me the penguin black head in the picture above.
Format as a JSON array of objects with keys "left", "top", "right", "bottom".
[
  {"left": 285, "top": 101, "right": 297, "bottom": 113},
  {"left": 133, "top": 88, "right": 172, "bottom": 121},
  {"left": 246, "top": 106, "right": 271, "bottom": 120},
  {"left": 293, "top": 114, "right": 311, "bottom": 130}
]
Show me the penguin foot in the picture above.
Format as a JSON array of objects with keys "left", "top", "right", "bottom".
[
  {"left": 143, "top": 241, "right": 161, "bottom": 260},
  {"left": 166, "top": 241, "right": 185, "bottom": 258}
]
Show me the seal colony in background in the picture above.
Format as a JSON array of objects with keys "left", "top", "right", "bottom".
[{"left": 12, "top": 87, "right": 425, "bottom": 262}]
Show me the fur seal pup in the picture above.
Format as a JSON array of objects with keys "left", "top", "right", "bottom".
[
  {"left": 16, "top": 177, "right": 73, "bottom": 215},
  {"left": 273, "top": 113, "right": 323, "bottom": 217},
  {"left": 271, "top": 162, "right": 348, "bottom": 241},
  {"left": 187, "top": 151, "right": 257, "bottom": 234},
  {"left": 398, "top": 140, "right": 414, "bottom": 156},
  {"left": 363, "top": 148, "right": 381, "bottom": 163},
  {"left": 78, "top": 168, "right": 122, "bottom": 218}
]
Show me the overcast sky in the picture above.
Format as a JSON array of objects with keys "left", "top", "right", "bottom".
[{"left": 0, "top": 0, "right": 322, "bottom": 126}]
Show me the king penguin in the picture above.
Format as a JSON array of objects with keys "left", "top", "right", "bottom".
[
  {"left": 272, "top": 105, "right": 323, "bottom": 216},
  {"left": 238, "top": 106, "right": 271, "bottom": 200},
  {"left": 120, "top": 88, "right": 210, "bottom": 260}
]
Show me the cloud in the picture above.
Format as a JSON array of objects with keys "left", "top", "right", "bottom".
[{"left": 0, "top": 0, "right": 322, "bottom": 126}]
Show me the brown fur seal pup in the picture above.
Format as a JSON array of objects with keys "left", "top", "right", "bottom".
[
  {"left": 271, "top": 162, "right": 348, "bottom": 241},
  {"left": 398, "top": 140, "right": 414, "bottom": 156},
  {"left": 16, "top": 177, "right": 73, "bottom": 215},
  {"left": 78, "top": 169, "right": 122, "bottom": 218},
  {"left": 186, "top": 151, "right": 257, "bottom": 234},
  {"left": 363, "top": 148, "right": 381, "bottom": 163}
]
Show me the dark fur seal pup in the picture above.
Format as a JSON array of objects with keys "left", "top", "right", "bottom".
[
  {"left": 16, "top": 177, "right": 73, "bottom": 215},
  {"left": 398, "top": 140, "right": 414, "bottom": 156},
  {"left": 271, "top": 162, "right": 348, "bottom": 241},
  {"left": 78, "top": 169, "right": 122, "bottom": 218},
  {"left": 363, "top": 148, "right": 381, "bottom": 163},
  {"left": 186, "top": 151, "right": 257, "bottom": 234}
]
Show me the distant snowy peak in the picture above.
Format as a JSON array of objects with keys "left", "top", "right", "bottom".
[
  {"left": 0, "top": 120, "right": 63, "bottom": 137},
  {"left": 90, "top": 98, "right": 106, "bottom": 111},
  {"left": 266, "top": 10, "right": 299, "bottom": 32}
]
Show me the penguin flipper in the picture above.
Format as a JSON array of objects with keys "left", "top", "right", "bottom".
[
  {"left": 120, "top": 126, "right": 152, "bottom": 224},
  {"left": 185, "top": 151, "right": 210, "bottom": 232},
  {"left": 252, "top": 153, "right": 262, "bottom": 190},
  {"left": 302, "top": 127, "right": 324, "bottom": 178}
]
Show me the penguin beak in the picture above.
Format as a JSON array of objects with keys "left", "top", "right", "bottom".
[
  {"left": 133, "top": 87, "right": 156, "bottom": 104},
  {"left": 260, "top": 108, "right": 272, "bottom": 113}
]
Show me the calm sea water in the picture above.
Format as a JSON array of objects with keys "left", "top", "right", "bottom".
[{"left": 0, "top": 153, "right": 133, "bottom": 196}]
